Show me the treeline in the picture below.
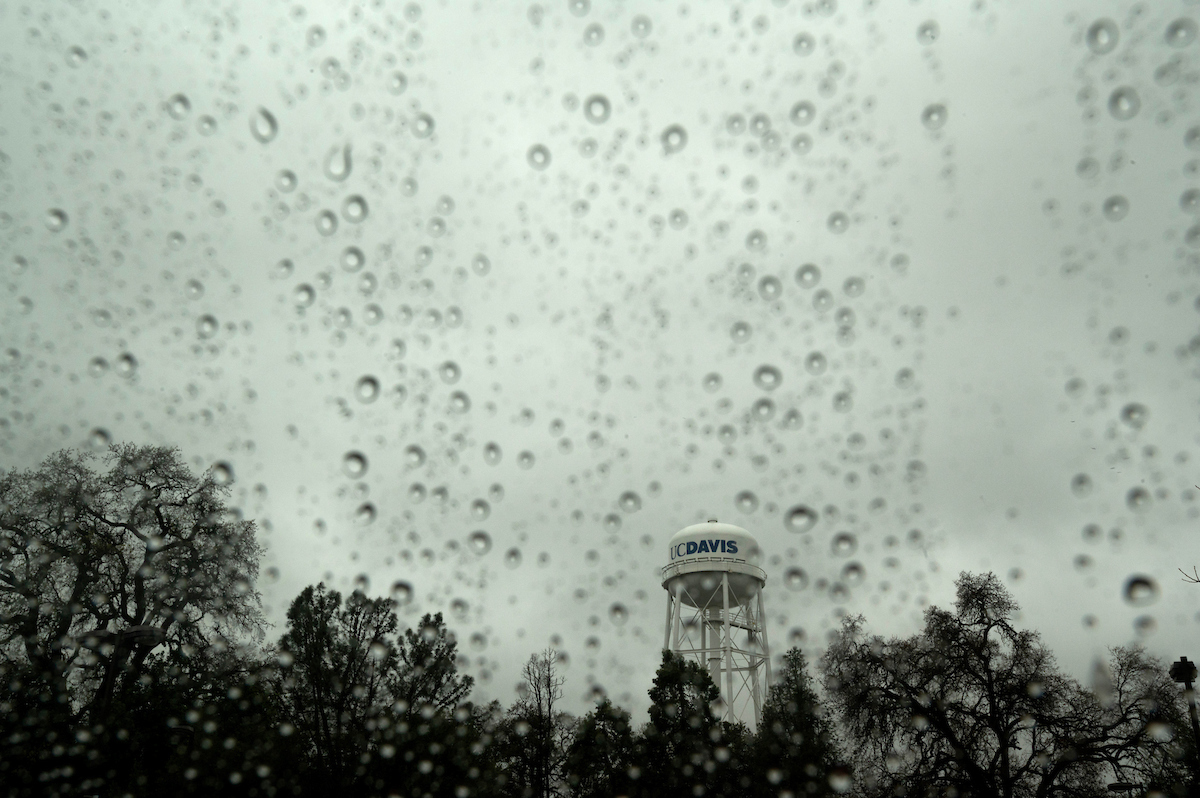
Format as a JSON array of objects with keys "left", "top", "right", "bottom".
[{"left": 1, "top": 446, "right": 1197, "bottom": 798}]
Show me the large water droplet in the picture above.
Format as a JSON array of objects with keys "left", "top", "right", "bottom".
[
  {"left": 661, "top": 124, "right": 688, "bottom": 154},
  {"left": 805, "top": 352, "right": 827, "bottom": 375},
  {"left": 831, "top": 532, "right": 857, "bottom": 556},
  {"left": 1126, "top": 487, "right": 1151, "bottom": 512},
  {"left": 517, "top": 451, "right": 535, "bottom": 469},
  {"left": 468, "top": 530, "right": 492, "bottom": 555},
  {"left": 609, "top": 603, "right": 628, "bottom": 625},
  {"left": 1107, "top": 87, "right": 1140, "bottom": 121},
  {"left": 619, "top": 491, "right": 642, "bottom": 512},
  {"left": 315, "top": 210, "right": 338, "bottom": 236},
  {"left": 343, "top": 452, "right": 368, "bottom": 478},
  {"left": 795, "top": 263, "right": 821, "bottom": 288},
  {"left": 196, "top": 314, "right": 218, "bottom": 339},
  {"left": 1166, "top": 18, "right": 1197, "bottom": 48},
  {"left": 342, "top": 195, "right": 369, "bottom": 223},
  {"left": 250, "top": 107, "right": 278, "bottom": 143},
  {"left": 324, "top": 144, "right": 352, "bottom": 181},
  {"left": 439, "top": 361, "right": 461, "bottom": 384},
  {"left": 1070, "top": 473, "right": 1093, "bottom": 497},
  {"left": 582, "top": 22, "right": 604, "bottom": 46},
  {"left": 784, "top": 505, "right": 818, "bottom": 533},
  {"left": 920, "top": 104, "right": 947, "bottom": 131},
  {"left": 827, "top": 212, "right": 849, "bottom": 233},
  {"left": 390, "top": 581, "right": 413, "bottom": 605},
  {"left": 784, "top": 567, "right": 809, "bottom": 591},
  {"left": 730, "top": 321, "right": 752, "bottom": 343},
  {"left": 483, "top": 442, "right": 502, "bottom": 465},
  {"left": 294, "top": 284, "right": 316, "bottom": 308},
  {"left": 1086, "top": 19, "right": 1119, "bottom": 55},
  {"left": 790, "top": 101, "right": 816, "bottom": 126},
  {"left": 166, "top": 93, "right": 191, "bottom": 120},
  {"left": 583, "top": 94, "right": 611, "bottom": 124},
  {"left": 1123, "top": 575, "right": 1159, "bottom": 606},
  {"left": 45, "top": 209, "right": 68, "bottom": 232},
  {"left": 355, "top": 376, "right": 380, "bottom": 403},
  {"left": 276, "top": 170, "right": 298, "bottom": 193},
  {"left": 504, "top": 548, "right": 523, "bottom": 568},
  {"left": 916, "top": 20, "right": 939, "bottom": 44},
  {"left": 793, "top": 32, "right": 815, "bottom": 55},
  {"left": 631, "top": 15, "right": 652, "bottom": 37},
  {"left": 753, "top": 365, "right": 783, "bottom": 391},
  {"left": 1102, "top": 195, "right": 1129, "bottom": 221},
  {"left": 1120, "top": 403, "right": 1148, "bottom": 429},
  {"left": 405, "top": 445, "right": 426, "bottom": 468},
  {"left": 703, "top": 372, "right": 723, "bottom": 393},
  {"left": 527, "top": 144, "right": 551, "bottom": 170},
  {"left": 735, "top": 491, "right": 759, "bottom": 513},
  {"left": 412, "top": 113, "right": 435, "bottom": 138},
  {"left": 355, "top": 503, "right": 377, "bottom": 526},
  {"left": 758, "top": 275, "right": 782, "bottom": 300}
]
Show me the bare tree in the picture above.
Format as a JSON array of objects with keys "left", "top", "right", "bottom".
[{"left": 501, "top": 649, "right": 574, "bottom": 798}]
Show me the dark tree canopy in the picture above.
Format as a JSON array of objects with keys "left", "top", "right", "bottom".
[
  {"left": 0, "top": 444, "right": 262, "bottom": 712},
  {"left": 822, "top": 572, "right": 1191, "bottom": 798},
  {"left": 753, "top": 647, "right": 839, "bottom": 798}
]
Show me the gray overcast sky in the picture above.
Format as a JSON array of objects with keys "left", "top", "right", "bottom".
[{"left": 2, "top": 0, "right": 1199, "bottom": 715}]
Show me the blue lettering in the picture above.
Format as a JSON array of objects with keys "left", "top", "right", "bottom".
[
  {"left": 707, "top": 539, "right": 719, "bottom": 553},
  {"left": 697, "top": 540, "right": 710, "bottom": 554},
  {"left": 676, "top": 543, "right": 686, "bottom": 559},
  {"left": 719, "top": 540, "right": 726, "bottom": 553},
  {"left": 726, "top": 540, "right": 738, "bottom": 554},
  {"left": 686, "top": 541, "right": 698, "bottom": 555}
]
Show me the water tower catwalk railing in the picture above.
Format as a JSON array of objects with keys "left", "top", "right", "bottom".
[{"left": 662, "top": 556, "right": 772, "bottom": 727}]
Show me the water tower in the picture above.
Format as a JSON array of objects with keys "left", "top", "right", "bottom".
[{"left": 661, "top": 519, "right": 771, "bottom": 726}]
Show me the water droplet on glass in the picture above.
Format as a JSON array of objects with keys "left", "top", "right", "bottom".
[
  {"left": 1123, "top": 575, "right": 1159, "bottom": 606},
  {"left": 735, "top": 491, "right": 759, "bottom": 513},
  {"left": 632, "top": 14, "right": 652, "bottom": 37},
  {"left": 1126, "top": 487, "right": 1151, "bottom": 512},
  {"left": 804, "top": 351, "right": 827, "bottom": 375},
  {"left": 66, "top": 46, "right": 87, "bottom": 67},
  {"left": 842, "top": 562, "right": 866, "bottom": 586},
  {"left": 468, "top": 530, "right": 492, "bottom": 555},
  {"left": 505, "top": 548, "right": 523, "bottom": 568},
  {"left": 831, "top": 532, "right": 857, "bottom": 556},
  {"left": 527, "top": 144, "right": 551, "bottom": 170},
  {"left": 619, "top": 491, "right": 642, "bottom": 512},
  {"left": 583, "top": 94, "right": 611, "bottom": 124},
  {"left": 1070, "top": 473, "right": 1093, "bottom": 497},
  {"left": 196, "top": 314, "right": 218, "bottom": 339},
  {"left": 1086, "top": 19, "right": 1119, "bottom": 54},
  {"left": 661, "top": 125, "right": 688, "bottom": 154},
  {"left": 1120, "top": 403, "right": 1148, "bottom": 429},
  {"left": 115, "top": 353, "right": 137, "bottom": 376},
  {"left": 730, "top": 321, "right": 752, "bottom": 343},
  {"left": 388, "top": 71, "right": 408, "bottom": 95},
  {"left": 293, "top": 284, "right": 316, "bottom": 308},
  {"left": 746, "top": 229, "right": 767, "bottom": 251},
  {"left": 166, "top": 93, "right": 191, "bottom": 120},
  {"left": 753, "top": 365, "right": 783, "bottom": 391},
  {"left": 355, "top": 376, "right": 380, "bottom": 403},
  {"left": 608, "top": 603, "right": 628, "bottom": 625},
  {"left": 412, "top": 113, "right": 435, "bottom": 138},
  {"left": 827, "top": 212, "right": 849, "bottom": 233},
  {"left": 517, "top": 451, "right": 535, "bottom": 469},
  {"left": 813, "top": 289, "right": 834, "bottom": 311},
  {"left": 796, "top": 263, "right": 821, "bottom": 288},
  {"left": 483, "top": 442, "right": 502, "bottom": 465},
  {"left": 583, "top": 23, "right": 605, "bottom": 46},
  {"left": 1181, "top": 189, "right": 1200, "bottom": 213},
  {"left": 390, "top": 581, "right": 413, "bottom": 605},
  {"left": 438, "top": 361, "right": 461, "bottom": 384},
  {"left": 405, "top": 445, "right": 426, "bottom": 468},
  {"left": 790, "top": 101, "right": 816, "bottom": 126},
  {"left": 89, "top": 428, "right": 111, "bottom": 450},
  {"left": 449, "top": 391, "right": 471, "bottom": 413},
  {"left": 196, "top": 115, "right": 217, "bottom": 136},
  {"left": 1102, "top": 195, "right": 1129, "bottom": 221},
  {"left": 921, "top": 103, "right": 948, "bottom": 130},
  {"left": 793, "top": 32, "right": 815, "bottom": 55},
  {"left": 250, "top": 107, "right": 278, "bottom": 143},
  {"left": 342, "top": 195, "right": 368, "bottom": 223},
  {"left": 275, "top": 170, "right": 297, "bottom": 193},
  {"left": 355, "top": 503, "right": 377, "bottom": 526},
  {"left": 408, "top": 483, "right": 427, "bottom": 503},
  {"left": 324, "top": 144, "right": 352, "bottom": 182},
  {"left": 833, "top": 391, "right": 853, "bottom": 412},
  {"left": 315, "top": 210, "right": 338, "bottom": 236},
  {"left": 469, "top": 498, "right": 491, "bottom": 521},
  {"left": 45, "top": 209, "right": 68, "bottom": 232},
  {"left": 1166, "top": 18, "right": 1197, "bottom": 48},
  {"left": 1107, "top": 87, "right": 1140, "bottom": 121},
  {"left": 87, "top": 356, "right": 109, "bottom": 377},
  {"left": 784, "top": 505, "right": 818, "bottom": 534},
  {"left": 343, "top": 451, "right": 368, "bottom": 478},
  {"left": 784, "top": 567, "right": 809, "bottom": 591},
  {"left": 758, "top": 275, "right": 782, "bottom": 300},
  {"left": 916, "top": 20, "right": 939, "bottom": 43}
]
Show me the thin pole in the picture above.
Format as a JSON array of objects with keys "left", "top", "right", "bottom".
[
  {"left": 671, "top": 583, "right": 683, "bottom": 651},
  {"left": 722, "top": 574, "right": 733, "bottom": 722},
  {"left": 759, "top": 591, "right": 772, "bottom": 688},
  {"left": 663, "top": 586, "right": 674, "bottom": 651}
]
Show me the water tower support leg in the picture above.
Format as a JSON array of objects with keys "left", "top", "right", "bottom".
[
  {"left": 722, "top": 574, "right": 733, "bottom": 722},
  {"left": 663, "top": 590, "right": 674, "bottom": 650},
  {"left": 671, "top": 584, "right": 683, "bottom": 651},
  {"left": 758, "top": 591, "right": 772, "bottom": 688}
]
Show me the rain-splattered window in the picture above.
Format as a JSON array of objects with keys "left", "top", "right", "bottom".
[{"left": 2, "top": 1, "right": 1199, "bottom": 795}]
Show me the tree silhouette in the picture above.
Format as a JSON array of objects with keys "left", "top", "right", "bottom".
[
  {"left": 564, "top": 697, "right": 635, "bottom": 798},
  {"left": 498, "top": 648, "right": 573, "bottom": 798},
  {"left": 639, "top": 649, "right": 726, "bottom": 797},
  {"left": 0, "top": 444, "right": 263, "bottom": 795},
  {"left": 822, "top": 572, "right": 1191, "bottom": 798},
  {"left": 752, "top": 647, "right": 839, "bottom": 798}
]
